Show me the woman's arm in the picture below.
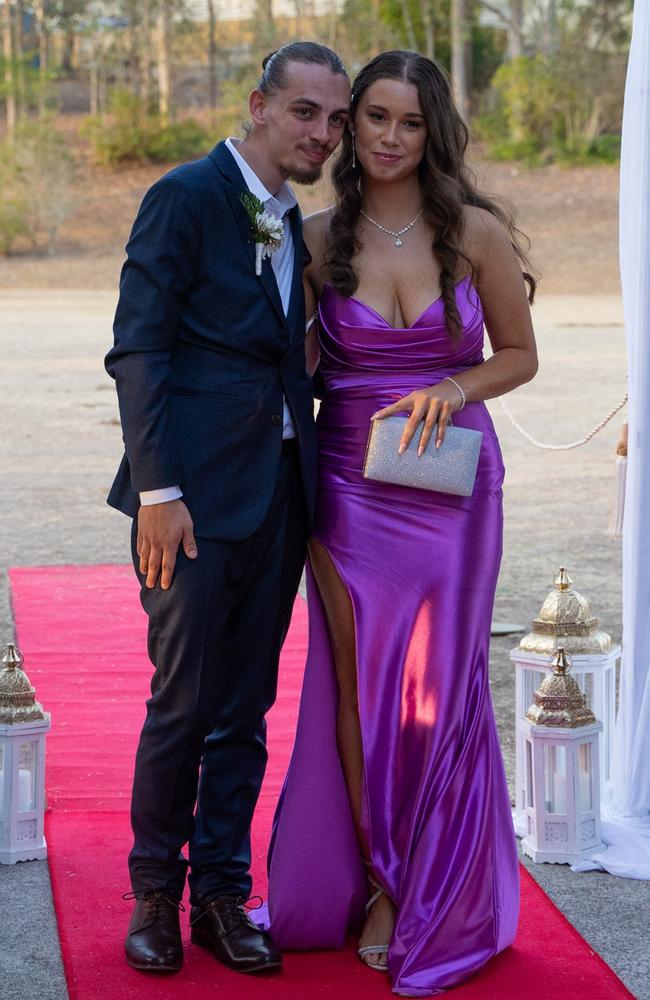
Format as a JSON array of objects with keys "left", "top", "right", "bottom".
[
  {"left": 304, "top": 278, "right": 320, "bottom": 376},
  {"left": 457, "top": 206, "right": 538, "bottom": 400},
  {"left": 302, "top": 208, "right": 333, "bottom": 376}
]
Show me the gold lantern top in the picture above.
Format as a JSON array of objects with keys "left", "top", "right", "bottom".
[
  {"left": 0, "top": 643, "right": 49, "bottom": 725},
  {"left": 526, "top": 648, "right": 597, "bottom": 728},
  {"left": 518, "top": 567, "right": 612, "bottom": 656}
]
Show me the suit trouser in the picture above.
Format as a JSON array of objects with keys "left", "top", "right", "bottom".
[{"left": 128, "top": 442, "right": 307, "bottom": 903}]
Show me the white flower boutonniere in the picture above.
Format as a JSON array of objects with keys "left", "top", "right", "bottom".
[{"left": 240, "top": 192, "right": 285, "bottom": 275}]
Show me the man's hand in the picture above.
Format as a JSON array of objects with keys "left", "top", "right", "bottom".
[{"left": 137, "top": 499, "right": 197, "bottom": 590}]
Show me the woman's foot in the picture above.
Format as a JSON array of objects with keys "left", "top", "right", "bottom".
[{"left": 358, "top": 887, "right": 396, "bottom": 971}]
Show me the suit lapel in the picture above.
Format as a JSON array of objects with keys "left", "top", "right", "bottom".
[{"left": 213, "top": 143, "right": 287, "bottom": 328}]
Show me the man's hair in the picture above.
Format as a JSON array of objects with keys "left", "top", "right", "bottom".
[{"left": 258, "top": 41, "right": 348, "bottom": 95}]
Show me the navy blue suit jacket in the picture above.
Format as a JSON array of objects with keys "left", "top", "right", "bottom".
[{"left": 105, "top": 142, "right": 317, "bottom": 540}]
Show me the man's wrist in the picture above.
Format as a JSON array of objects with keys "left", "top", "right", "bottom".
[{"left": 139, "top": 486, "right": 183, "bottom": 506}]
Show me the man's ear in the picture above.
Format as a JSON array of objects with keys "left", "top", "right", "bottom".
[{"left": 249, "top": 89, "right": 267, "bottom": 127}]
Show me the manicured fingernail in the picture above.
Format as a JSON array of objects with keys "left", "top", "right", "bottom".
[
  {"left": 436, "top": 440, "right": 441, "bottom": 449},
  {"left": 398, "top": 444, "right": 406, "bottom": 455},
  {"left": 417, "top": 446, "right": 424, "bottom": 456}
]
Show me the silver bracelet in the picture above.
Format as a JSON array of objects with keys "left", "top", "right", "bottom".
[{"left": 445, "top": 376, "right": 466, "bottom": 411}]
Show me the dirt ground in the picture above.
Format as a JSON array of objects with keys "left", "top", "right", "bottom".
[{"left": 0, "top": 126, "right": 621, "bottom": 296}]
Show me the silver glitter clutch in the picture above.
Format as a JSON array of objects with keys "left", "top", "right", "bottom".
[{"left": 363, "top": 415, "right": 483, "bottom": 496}]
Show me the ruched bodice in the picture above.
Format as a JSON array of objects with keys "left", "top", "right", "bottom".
[
  {"left": 318, "top": 275, "right": 485, "bottom": 390},
  {"left": 268, "top": 276, "right": 520, "bottom": 997}
]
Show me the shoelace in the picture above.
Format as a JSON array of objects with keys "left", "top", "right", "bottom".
[
  {"left": 189, "top": 894, "right": 264, "bottom": 929},
  {"left": 122, "top": 889, "right": 185, "bottom": 922}
]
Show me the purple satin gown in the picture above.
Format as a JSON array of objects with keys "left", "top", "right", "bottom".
[{"left": 267, "top": 276, "right": 520, "bottom": 996}]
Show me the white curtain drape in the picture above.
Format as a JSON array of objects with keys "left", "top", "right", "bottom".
[{"left": 573, "top": 0, "right": 650, "bottom": 879}]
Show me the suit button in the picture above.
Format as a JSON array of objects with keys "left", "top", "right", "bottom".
[{"left": 271, "top": 414, "right": 282, "bottom": 426}]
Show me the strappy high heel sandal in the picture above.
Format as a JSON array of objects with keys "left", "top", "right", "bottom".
[{"left": 358, "top": 867, "right": 390, "bottom": 971}]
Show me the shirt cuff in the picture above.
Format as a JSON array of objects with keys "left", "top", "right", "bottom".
[{"left": 139, "top": 486, "right": 183, "bottom": 506}]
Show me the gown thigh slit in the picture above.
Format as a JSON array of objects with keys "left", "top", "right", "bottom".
[
  {"left": 268, "top": 277, "right": 520, "bottom": 996},
  {"left": 307, "top": 537, "right": 370, "bottom": 852}
]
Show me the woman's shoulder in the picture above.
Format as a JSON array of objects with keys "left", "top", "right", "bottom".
[
  {"left": 303, "top": 207, "right": 335, "bottom": 290},
  {"left": 304, "top": 206, "right": 334, "bottom": 246},
  {"left": 462, "top": 204, "right": 512, "bottom": 268}
]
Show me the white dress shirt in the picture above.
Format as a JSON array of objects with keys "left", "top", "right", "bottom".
[{"left": 140, "top": 137, "right": 298, "bottom": 507}]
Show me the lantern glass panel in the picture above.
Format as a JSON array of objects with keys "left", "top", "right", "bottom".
[
  {"left": 526, "top": 739, "right": 534, "bottom": 808},
  {"left": 18, "top": 740, "right": 37, "bottom": 813},
  {"left": 578, "top": 742, "right": 593, "bottom": 811},
  {"left": 524, "top": 671, "right": 546, "bottom": 712},
  {"left": 544, "top": 744, "right": 567, "bottom": 814},
  {"left": 581, "top": 672, "right": 594, "bottom": 711}
]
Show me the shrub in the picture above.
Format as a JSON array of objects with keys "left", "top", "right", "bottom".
[
  {"left": 0, "top": 195, "right": 30, "bottom": 255},
  {"left": 0, "top": 122, "right": 76, "bottom": 256},
  {"left": 145, "top": 118, "right": 210, "bottom": 163},
  {"left": 82, "top": 90, "right": 151, "bottom": 166},
  {"left": 83, "top": 90, "right": 211, "bottom": 166},
  {"left": 475, "top": 55, "right": 622, "bottom": 166},
  {"left": 0, "top": 147, "right": 29, "bottom": 254},
  {"left": 588, "top": 134, "right": 622, "bottom": 164},
  {"left": 13, "top": 120, "right": 77, "bottom": 255}
]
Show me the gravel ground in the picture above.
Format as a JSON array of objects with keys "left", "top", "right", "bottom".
[{"left": 1, "top": 289, "right": 648, "bottom": 999}]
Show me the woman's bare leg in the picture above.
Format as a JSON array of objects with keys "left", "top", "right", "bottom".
[{"left": 309, "top": 539, "right": 395, "bottom": 967}]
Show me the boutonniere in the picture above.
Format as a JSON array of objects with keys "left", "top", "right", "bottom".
[{"left": 240, "top": 192, "right": 285, "bottom": 275}]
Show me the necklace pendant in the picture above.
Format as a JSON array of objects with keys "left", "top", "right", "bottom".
[{"left": 395, "top": 238, "right": 402, "bottom": 247}]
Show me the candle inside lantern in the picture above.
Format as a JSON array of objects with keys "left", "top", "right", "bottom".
[
  {"left": 578, "top": 743, "right": 593, "bottom": 811},
  {"left": 0, "top": 768, "right": 33, "bottom": 813}
]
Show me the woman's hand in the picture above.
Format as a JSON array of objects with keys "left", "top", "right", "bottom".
[{"left": 372, "top": 379, "right": 465, "bottom": 455}]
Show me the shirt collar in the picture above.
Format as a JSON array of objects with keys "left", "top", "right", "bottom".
[{"left": 226, "top": 137, "right": 297, "bottom": 219}]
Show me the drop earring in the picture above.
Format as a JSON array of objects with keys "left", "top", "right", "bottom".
[{"left": 351, "top": 129, "right": 356, "bottom": 169}]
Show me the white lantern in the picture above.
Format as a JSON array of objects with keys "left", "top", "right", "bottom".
[
  {"left": 0, "top": 643, "right": 51, "bottom": 864},
  {"left": 520, "top": 648, "right": 604, "bottom": 865},
  {"left": 512, "top": 568, "right": 619, "bottom": 835}
]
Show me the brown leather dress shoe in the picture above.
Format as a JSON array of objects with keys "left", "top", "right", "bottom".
[
  {"left": 190, "top": 896, "right": 282, "bottom": 974},
  {"left": 124, "top": 891, "right": 184, "bottom": 972}
]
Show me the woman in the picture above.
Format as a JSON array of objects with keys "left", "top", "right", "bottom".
[{"left": 267, "top": 50, "right": 538, "bottom": 996}]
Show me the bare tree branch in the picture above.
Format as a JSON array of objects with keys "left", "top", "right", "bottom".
[{"left": 477, "top": 0, "right": 513, "bottom": 29}]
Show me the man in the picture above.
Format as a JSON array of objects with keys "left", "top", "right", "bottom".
[{"left": 106, "top": 41, "right": 350, "bottom": 974}]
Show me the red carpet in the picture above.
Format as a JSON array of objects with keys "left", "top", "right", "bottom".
[{"left": 9, "top": 564, "right": 634, "bottom": 1000}]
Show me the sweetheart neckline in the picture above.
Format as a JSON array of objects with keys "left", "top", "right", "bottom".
[{"left": 323, "top": 275, "right": 472, "bottom": 332}]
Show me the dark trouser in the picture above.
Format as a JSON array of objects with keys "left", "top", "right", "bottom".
[{"left": 128, "top": 442, "right": 307, "bottom": 904}]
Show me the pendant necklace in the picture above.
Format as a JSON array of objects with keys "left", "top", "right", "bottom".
[{"left": 360, "top": 207, "right": 424, "bottom": 247}]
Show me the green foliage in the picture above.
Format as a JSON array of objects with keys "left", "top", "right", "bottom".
[
  {"left": 475, "top": 51, "right": 623, "bottom": 166},
  {"left": 0, "top": 121, "right": 76, "bottom": 255},
  {"left": 13, "top": 120, "right": 77, "bottom": 254},
  {"left": 143, "top": 118, "right": 209, "bottom": 163},
  {"left": 0, "top": 53, "right": 58, "bottom": 113},
  {"left": 83, "top": 89, "right": 211, "bottom": 166},
  {"left": 470, "top": 25, "right": 508, "bottom": 96},
  {"left": 82, "top": 90, "right": 151, "bottom": 165},
  {"left": 0, "top": 148, "right": 30, "bottom": 255},
  {"left": 587, "top": 134, "right": 621, "bottom": 164}
]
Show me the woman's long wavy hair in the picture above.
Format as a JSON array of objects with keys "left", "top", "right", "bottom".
[{"left": 324, "top": 50, "right": 537, "bottom": 341}]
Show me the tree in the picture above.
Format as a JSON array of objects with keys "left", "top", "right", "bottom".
[
  {"left": 156, "top": 0, "right": 171, "bottom": 118},
  {"left": 451, "top": 0, "right": 470, "bottom": 119},
  {"left": 2, "top": 0, "right": 17, "bottom": 138},
  {"left": 206, "top": 0, "right": 216, "bottom": 110},
  {"left": 35, "top": 0, "right": 48, "bottom": 116},
  {"left": 478, "top": 0, "right": 525, "bottom": 58}
]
